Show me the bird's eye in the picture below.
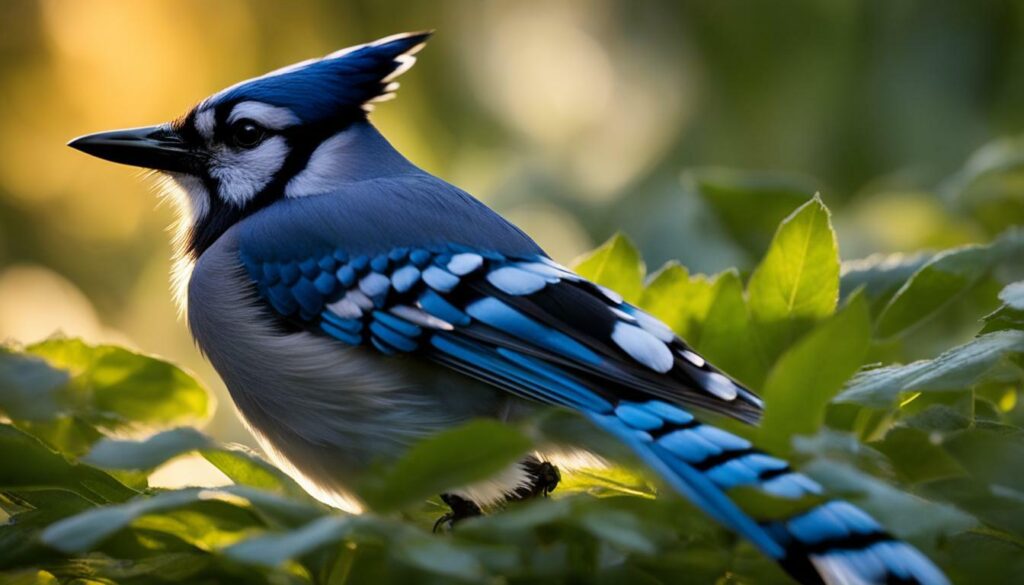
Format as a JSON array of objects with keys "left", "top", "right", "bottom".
[{"left": 229, "top": 119, "right": 266, "bottom": 148}]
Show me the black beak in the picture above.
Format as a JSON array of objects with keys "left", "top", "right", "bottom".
[{"left": 68, "top": 125, "right": 201, "bottom": 174}]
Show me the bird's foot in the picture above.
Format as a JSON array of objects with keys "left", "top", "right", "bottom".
[
  {"left": 432, "top": 459, "right": 560, "bottom": 532},
  {"left": 433, "top": 493, "right": 483, "bottom": 533},
  {"left": 509, "top": 459, "right": 561, "bottom": 502}
]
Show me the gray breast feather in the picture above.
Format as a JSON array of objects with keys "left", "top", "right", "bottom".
[{"left": 187, "top": 226, "right": 512, "bottom": 509}]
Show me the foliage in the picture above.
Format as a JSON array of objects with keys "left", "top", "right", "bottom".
[{"left": 2, "top": 154, "right": 1023, "bottom": 584}]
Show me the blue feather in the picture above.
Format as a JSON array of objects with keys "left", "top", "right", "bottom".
[
  {"left": 391, "top": 265, "right": 421, "bottom": 293},
  {"left": 465, "top": 297, "right": 601, "bottom": 365},
  {"left": 279, "top": 262, "right": 300, "bottom": 286},
  {"left": 317, "top": 255, "right": 337, "bottom": 272},
  {"left": 486, "top": 266, "right": 547, "bottom": 295},
  {"left": 299, "top": 258, "right": 318, "bottom": 278},
  {"left": 335, "top": 265, "right": 357, "bottom": 287},
  {"left": 262, "top": 263, "right": 280, "bottom": 285},
  {"left": 370, "top": 254, "right": 390, "bottom": 273},
  {"left": 409, "top": 249, "right": 432, "bottom": 267},
  {"left": 290, "top": 278, "right": 324, "bottom": 315},
  {"left": 209, "top": 32, "right": 433, "bottom": 121},
  {"left": 614, "top": 403, "right": 663, "bottom": 430},
  {"left": 417, "top": 290, "right": 470, "bottom": 327},
  {"left": 321, "top": 321, "right": 361, "bottom": 346},
  {"left": 369, "top": 321, "right": 418, "bottom": 352},
  {"left": 313, "top": 272, "right": 336, "bottom": 295},
  {"left": 321, "top": 312, "right": 362, "bottom": 333},
  {"left": 422, "top": 266, "right": 460, "bottom": 292},
  {"left": 494, "top": 348, "right": 612, "bottom": 412},
  {"left": 372, "top": 310, "right": 422, "bottom": 338}
]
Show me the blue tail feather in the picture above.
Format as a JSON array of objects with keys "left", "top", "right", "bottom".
[{"left": 587, "top": 401, "right": 949, "bottom": 585}]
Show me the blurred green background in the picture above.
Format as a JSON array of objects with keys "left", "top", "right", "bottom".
[{"left": 1, "top": 0, "right": 1022, "bottom": 456}]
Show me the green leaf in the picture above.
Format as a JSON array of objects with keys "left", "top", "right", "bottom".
[
  {"left": 83, "top": 427, "right": 211, "bottom": 471},
  {"left": 26, "top": 338, "right": 210, "bottom": 430},
  {"left": 696, "top": 269, "right": 766, "bottom": 386},
  {"left": 230, "top": 512, "right": 492, "bottom": 580},
  {"left": 921, "top": 478, "right": 1024, "bottom": 539},
  {"left": 875, "top": 244, "right": 994, "bottom": 338},
  {"left": 791, "top": 430, "right": 892, "bottom": 472},
  {"left": 873, "top": 427, "right": 966, "bottom": 484},
  {"left": 836, "top": 330, "right": 1024, "bottom": 407},
  {"left": 357, "top": 419, "right": 532, "bottom": 512},
  {"left": 902, "top": 405, "right": 972, "bottom": 433},
  {"left": 983, "top": 281, "right": 1024, "bottom": 333},
  {"left": 0, "top": 423, "right": 137, "bottom": 505},
  {"left": 758, "top": 293, "right": 871, "bottom": 453},
  {"left": 942, "top": 136, "right": 1024, "bottom": 234},
  {"left": 392, "top": 536, "right": 486, "bottom": 581},
  {"left": 575, "top": 508, "right": 657, "bottom": 554},
  {"left": 687, "top": 169, "right": 818, "bottom": 256},
  {"left": 0, "top": 570, "right": 60, "bottom": 585},
  {"left": 13, "top": 417, "right": 104, "bottom": 457},
  {"left": 80, "top": 427, "right": 310, "bottom": 499},
  {"left": 224, "top": 515, "right": 354, "bottom": 567},
  {"left": 0, "top": 490, "right": 95, "bottom": 568},
  {"left": 981, "top": 305, "right": 1024, "bottom": 334},
  {"left": 747, "top": 195, "right": 840, "bottom": 363},
  {"left": 638, "top": 262, "right": 717, "bottom": 343},
  {"left": 999, "top": 281, "right": 1024, "bottom": 310},
  {"left": 458, "top": 496, "right": 573, "bottom": 536},
  {"left": 40, "top": 486, "right": 320, "bottom": 553},
  {"left": 556, "top": 465, "right": 656, "bottom": 499},
  {"left": 944, "top": 530, "right": 1024, "bottom": 582},
  {"left": 802, "top": 459, "right": 976, "bottom": 543},
  {"left": 41, "top": 488, "right": 212, "bottom": 552},
  {"left": 202, "top": 444, "right": 309, "bottom": 499},
  {"left": 219, "top": 485, "right": 324, "bottom": 527},
  {"left": 571, "top": 233, "right": 645, "bottom": 303},
  {"left": 943, "top": 428, "right": 1024, "bottom": 493},
  {"left": 0, "top": 348, "right": 69, "bottom": 421},
  {"left": 839, "top": 251, "right": 933, "bottom": 308}
]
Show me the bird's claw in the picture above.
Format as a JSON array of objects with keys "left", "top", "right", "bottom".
[{"left": 433, "top": 493, "right": 482, "bottom": 533}]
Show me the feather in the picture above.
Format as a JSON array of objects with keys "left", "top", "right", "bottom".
[
  {"left": 487, "top": 266, "right": 547, "bottom": 295},
  {"left": 610, "top": 322, "right": 674, "bottom": 373}
]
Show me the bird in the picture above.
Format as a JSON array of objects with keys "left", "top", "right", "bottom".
[{"left": 68, "top": 31, "right": 949, "bottom": 585}]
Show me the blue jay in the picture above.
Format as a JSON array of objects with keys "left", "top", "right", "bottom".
[{"left": 70, "top": 32, "right": 948, "bottom": 585}]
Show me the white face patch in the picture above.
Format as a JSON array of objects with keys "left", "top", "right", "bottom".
[
  {"left": 285, "top": 130, "right": 353, "bottom": 198},
  {"left": 194, "top": 109, "right": 216, "bottom": 140},
  {"left": 228, "top": 101, "right": 301, "bottom": 130},
  {"left": 209, "top": 135, "right": 290, "bottom": 206}
]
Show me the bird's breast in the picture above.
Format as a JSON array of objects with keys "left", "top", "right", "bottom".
[{"left": 185, "top": 228, "right": 508, "bottom": 510}]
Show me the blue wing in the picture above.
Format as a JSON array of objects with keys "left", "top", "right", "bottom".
[
  {"left": 237, "top": 233, "right": 948, "bottom": 585},
  {"left": 240, "top": 242, "right": 762, "bottom": 422}
]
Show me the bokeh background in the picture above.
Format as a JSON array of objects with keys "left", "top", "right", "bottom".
[{"left": 2, "top": 0, "right": 1023, "bottom": 451}]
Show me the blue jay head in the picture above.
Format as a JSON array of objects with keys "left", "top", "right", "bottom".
[{"left": 68, "top": 31, "right": 430, "bottom": 255}]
